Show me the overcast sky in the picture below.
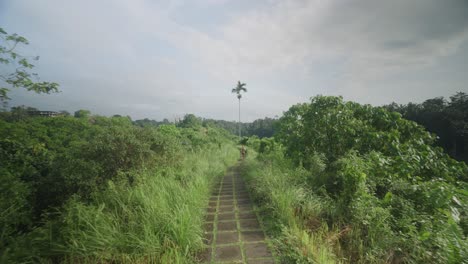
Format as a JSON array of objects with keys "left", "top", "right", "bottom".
[{"left": 1, "top": 0, "right": 467, "bottom": 121}]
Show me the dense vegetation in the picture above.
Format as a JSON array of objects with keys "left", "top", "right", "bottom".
[
  {"left": 241, "top": 95, "right": 467, "bottom": 263},
  {"left": 0, "top": 111, "right": 238, "bottom": 263},
  {"left": 384, "top": 92, "right": 468, "bottom": 163},
  {"left": 134, "top": 115, "right": 278, "bottom": 139},
  {"left": 137, "top": 91, "right": 468, "bottom": 166},
  {"left": 206, "top": 117, "right": 278, "bottom": 138}
]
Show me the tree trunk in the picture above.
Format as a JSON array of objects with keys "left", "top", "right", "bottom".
[{"left": 238, "top": 98, "right": 241, "bottom": 138}]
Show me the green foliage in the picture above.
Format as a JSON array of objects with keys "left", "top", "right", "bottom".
[
  {"left": 126, "top": 114, "right": 278, "bottom": 139},
  {"left": 247, "top": 117, "right": 278, "bottom": 138},
  {"left": 134, "top": 117, "right": 170, "bottom": 127},
  {"left": 73, "top": 109, "right": 91, "bottom": 118},
  {"left": 240, "top": 151, "right": 340, "bottom": 263},
  {"left": 244, "top": 95, "right": 467, "bottom": 263},
  {"left": 178, "top": 114, "right": 202, "bottom": 128},
  {"left": 0, "top": 110, "right": 238, "bottom": 263},
  {"left": 244, "top": 136, "right": 278, "bottom": 155},
  {"left": 0, "top": 27, "right": 59, "bottom": 106},
  {"left": 384, "top": 92, "right": 468, "bottom": 163},
  {"left": 203, "top": 117, "right": 278, "bottom": 138},
  {"left": 33, "top": 144, "right": 237, "bottom": 263},
  {"left": 0, "top": 167, "right": 31, "bottom": 250},
  {"left": 231, "top": 80, "right": 247, "bottom": 100},
  {"left": 134, "top": 115, "right": 281, "bottom": 139}
]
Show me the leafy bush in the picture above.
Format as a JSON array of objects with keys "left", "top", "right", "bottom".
[{"left": 243, "top": 95, "right": 467, "bottom": 263}]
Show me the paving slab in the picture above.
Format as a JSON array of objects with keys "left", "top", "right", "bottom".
[
  {"left": 218, "top": 212, "right": 236, "bottom": 221},
  {"left": 237, "top": 200, "right": 251, "bottom": 205},
  {"left": 216, "top": 231, "right": 239, "bottom": 244},
  {"left": 241, "top": 230, "right": 265, "bottom": 242},
  {"left": 219, "top": 205, "right": 235, "bottom": 213},
  {"left": 238, "top": 211, "right": 256, "bottom": 219},
  {"left": 220, "top": 200, "right": 235, "bottom": 206},
  {"left": 240, "top": 219, "right": 261, "bottom": 230},
  {"left": 218, "top": 221, "right": 237, "bottom": 231},
  {"left": 244, "top": 242, "right": 272, "bottom": 259},
  {"left": 246, "top": 258, "right": 275, "bottom": 264},
  {"left": 215, "top": 245, "right": 243, "bottom": 262},
  {"left": 237, "top": 205, "right": 254, "bottom": 212}
]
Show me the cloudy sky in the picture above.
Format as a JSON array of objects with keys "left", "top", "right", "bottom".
[{"left": 1, "top": 0, "right": 467, "bottom": 121}]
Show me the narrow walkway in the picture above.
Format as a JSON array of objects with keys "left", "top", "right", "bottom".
[{"left": 199, "top": 165, "right": 274, "bottom": 264}]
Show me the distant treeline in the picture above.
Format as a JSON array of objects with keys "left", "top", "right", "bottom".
[
  {"left": 384, "top": 92, "right": 468, "bottom": 163},
  {"left": 134, "top": 114, "right": 278, "bottom": 138},
  {"left": 5, "top": 92, "right": 467, "bottom": 162},
  {"left": 2, "top": 107, "right": 278, "bottom": 139},
  {"left": 201, "top": 117, "right": 278, "bottom": 138},
  {"left": 201, "top": 91, "right": 468, "bottom": 163}
]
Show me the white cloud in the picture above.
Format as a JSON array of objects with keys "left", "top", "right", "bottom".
[{"left": 179, "top": 0, "right": 468, "bottom": 79}]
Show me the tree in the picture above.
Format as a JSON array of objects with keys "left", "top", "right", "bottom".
[
  {"left": 0, "top": 27, "right": 59, "bottom": 107},
  {"left": 447, "top": 92, "right": 468, "bottom": 158},
  {"left": 8, "top": 105, "right": 37, "bottom": 120},
  {"left": 231, "top": 81, "right": 247, "bottom": 138},
  {"left": 247, "top": 117, "right": 278, "bottom": 138},
  {"left": 178, "top": 114, "right": 202, "bottom": 128},
  {"left": 383, "top": 92, "right": 468, "bottom": 162},
  {"left": 74, "top": 109, "right": 91, "bottom": 118}
]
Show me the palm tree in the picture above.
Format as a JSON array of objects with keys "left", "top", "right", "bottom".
[{"left": 231, "top": 81, "right": 247, "bottom": 138}]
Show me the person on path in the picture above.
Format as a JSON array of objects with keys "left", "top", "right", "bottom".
[{"left": 241, "top": 145, "right": 246, "bottom": 160}]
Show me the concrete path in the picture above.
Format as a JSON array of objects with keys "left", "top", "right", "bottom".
[{"left": 198, "top": 166, "right": 274, "bottom": 264}]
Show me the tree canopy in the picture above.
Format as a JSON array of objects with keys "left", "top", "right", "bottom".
[
  {"left": 231, "top": 81, "right": 247, "bottom": 99},
  {"left": 0, "top": 27, "right": 59, "bottom": 107},
  {"left": 384, "top": 92, "right": 468, "bottom": 162}
]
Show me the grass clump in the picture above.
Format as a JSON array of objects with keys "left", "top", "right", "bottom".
[
  {"left": 240, "top": 150, "right": 341, "bottom": 264},
  {"left": 49, "top": 144, "right": 237, "bottom": 263}
]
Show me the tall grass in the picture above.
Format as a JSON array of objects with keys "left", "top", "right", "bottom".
[
  {"left": 242, "top": 144, "right": 467, "bottom": 263},
  {"left": 10, "top": 143, "right": 238, "bottom": 263},
  {"left": 240, "top": 153, "right": 341, "bottom": 264}
]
